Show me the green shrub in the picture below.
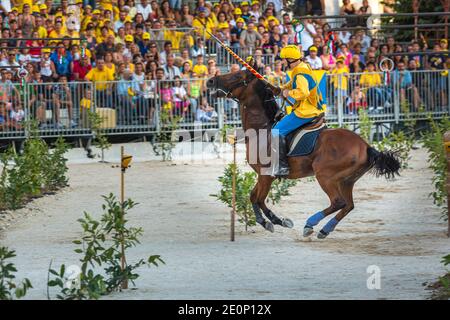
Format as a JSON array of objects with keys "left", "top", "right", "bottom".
[
  {"left": 45, "top": 137, "right": 70, "bottom": 190},
  {"left": 152, "top": 108, "right": 182, "bottom": 161},
  {"left": 421, "top": 116, "right": 450, "bottom": 218},
  {"left": 0, "top": 247, "right": 32, "bottom": 300},
  {"left": 373, "top": 131, "right": 413, "bottom": 169},
  {"left": 211, "top": 164, "right": 297, "bottom": 229},
  {"left": 88, "top": 111, "right": 112, "bottom": 162},
  {"left": 0, "top": 148, "right": 27, "bottom": 210},
  {"left": 0, "top": 130, "right": 70, "bottom": 211},
  {"left": 48, "top": 194, "right": 164, "bottom": 300}
]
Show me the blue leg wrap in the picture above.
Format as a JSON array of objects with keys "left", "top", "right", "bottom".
[
  {"left": 306, "top": 211, "right": 325, "bottom": 227},
  {"left": 322, "top": 217, "right": 339, "bottom": 234}
]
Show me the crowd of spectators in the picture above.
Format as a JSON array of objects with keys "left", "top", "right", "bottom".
[{"left": 0, "top": 0, "right": 448, "bottom": 130}]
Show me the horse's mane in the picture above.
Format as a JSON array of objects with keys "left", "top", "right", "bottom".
[{"left": 253, "top": 79, "right": 280, "bottom": 125}]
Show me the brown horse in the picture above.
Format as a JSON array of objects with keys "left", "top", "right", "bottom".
[{"left": 207, "top": 65, "right": 401, "bottom": 239}]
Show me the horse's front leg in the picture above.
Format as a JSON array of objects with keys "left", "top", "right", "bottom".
[
  {"left": 250, "top": 184, "right": 274, "bottom": 233},
  {"left": 256, "top": 175, "right": 294, "bottom": 229}
]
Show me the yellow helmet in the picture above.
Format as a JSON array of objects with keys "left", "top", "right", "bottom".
[{"left": 280, "top": 45, "right": 303, "bottom": 60}]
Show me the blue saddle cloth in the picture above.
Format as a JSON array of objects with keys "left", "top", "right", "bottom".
[{"left": 287, "top": 125, "right": 326, "bottom": 157}]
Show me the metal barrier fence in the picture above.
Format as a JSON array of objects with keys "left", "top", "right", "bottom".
[
  {"left": 0, "top": 70, "right": 448, "bottom": 140},
  {"left": 327, "top": 69, "right": 449, "bottom": 126}
]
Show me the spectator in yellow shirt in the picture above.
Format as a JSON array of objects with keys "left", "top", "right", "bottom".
[
  {"left": 164, "top": 20, "right": 184, "bottom": 51},
  {"left": 192, "top": 54, "right": 208, "bottom": 79},
  {"left": 49, "top": 20, "right": 68, "bottom": 44},
  {"left": 85, "top": 58, "right": 114, "bottom": 108},
  {"left": 35, "top": 15, "right": 48, "bottom": 38},
  {"left": 331, "top": 57, "right": 349, "bottom": 114},
  {"left": 192, "top": 7, "right": 215, "bottom": 40},
  {"left": 331, "top": 57, "right": 349, "bottom": 92},
  {"left": 359, "top": 62, "right": 382, "bottom": 90}
]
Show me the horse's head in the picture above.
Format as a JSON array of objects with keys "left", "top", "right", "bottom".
[{"left": 206, "top": 67, "right": 256, "bottom": 101}]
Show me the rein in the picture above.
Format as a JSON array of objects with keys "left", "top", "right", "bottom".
[{"left": 215, "top": 74, "right": 254, "bottom": 102}]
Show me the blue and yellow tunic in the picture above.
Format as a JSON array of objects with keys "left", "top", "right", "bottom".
[{"left": 282, "top": 62, "right": 326, "bottom": 118}]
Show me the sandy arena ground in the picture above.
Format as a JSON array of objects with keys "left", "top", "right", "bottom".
[{"left": 0, "top": 147, "right": 448, "bottom": 300}]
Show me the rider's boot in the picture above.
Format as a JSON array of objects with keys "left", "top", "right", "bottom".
[{"left": 271, "top": 135, "right": 290, "bottom": 177}]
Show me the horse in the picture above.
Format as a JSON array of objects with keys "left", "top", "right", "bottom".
[{"left": 206, "top": 64, "right": 401, "bottom": 239}]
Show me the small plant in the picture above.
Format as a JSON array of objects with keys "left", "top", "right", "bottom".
[
  {"left": 268, "top": 179, "right": 298, "bottom": 205},
  {"left": 0, "top": 127, "right": 70, "bottom": 211},
  {"left": 421, "top": 116, "right": 450, "bottom": 218},
  {"left": 88, "top": 111, "right": 112, "bottom": 162},
  {"left": 44, "top": 137, "right": 70, "bottom": 190},
  {"left": 47, "top": 194, "right": 164, "bottom": 300},
  {"left": 373, "top": 131, "right": 413, "bottom": 169},
  {"left": 152, "top": 108, "right": 182, "bottom": 161},
  {"left": 429, "top": 254, "right": 450, "bottom": 300},
  {"left": 0, "top": 148, "right": 27, "bottom": 210},
  {"left": 212, "top": 164, "right": 297, "bottom": 229},
  {"left": 358, "top": 108, "right": 412, "bottom": 169},
  {"left": 213, "top": 164, "right": 256, "bottom": 227},
  {"left": 0, "top": 247, "right": 33, "bottom": 300},
  {"left": 358, "top": 108, "right": 372, "bottom": 143}
]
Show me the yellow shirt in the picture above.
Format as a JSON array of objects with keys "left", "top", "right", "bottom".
[
  {"left": 96, "top": 29, "right": 115, "bottom": 43},
  {"left": 192, "top": 17, "right": 215, "bottom": 39},
  {"left": 192, "top": 64, "right": 208, "bottom": 77},
  {"left": 37, "top": 25, "right": 48, "bottom": 39},
  {"left": 66, "top": 30, "right": 80, "bottom": 45},
  {"left": 16, "top": 0, "right": 33, "bottom": 12},
  {"left": 80, "top": 98, "right": 92, "bottom": 109},
  {"left": 81, "top": 15, "right": 92, "bottom": 31},
  {"left": 49, "top": 29, "right": 68, "bottom": 44},
  {"left": 164, "top": 30, "right": 184, "bottom": 50},
  {"left": 330, "top": 66, "right": 349, "bottom": 90},
  {"left": 85, "top": 68, "right": 114, "bottom": 90},
  {"left": 360, "top": 72, "right": 382, "bottom": 89},
  {"left": 282, "top": 63, "right": 326, "bottom": 118},
  {"left": 105, "top": 63, "right": 116, "bottom": 78}
]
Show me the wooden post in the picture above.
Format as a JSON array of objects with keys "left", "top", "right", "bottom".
[
  {"left": 444, "top": 132, "right": 450, "bottom": 237},
  {"left": 227, "top": 133, "right": 237, "bottom": 242},
  {"left": 120, "top": 146, "right": 128, "bottom": 289},
  {"left": 231, "top": 135, "right": 236, "bottom": 242}
]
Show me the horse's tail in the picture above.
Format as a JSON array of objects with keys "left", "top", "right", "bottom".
[{"left": 367, "top": 147, "right": 401, "bottom": 179}]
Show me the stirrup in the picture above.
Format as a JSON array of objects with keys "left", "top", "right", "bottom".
[{"left": 272, "top": 167, "right": 289, "bottom": 178}]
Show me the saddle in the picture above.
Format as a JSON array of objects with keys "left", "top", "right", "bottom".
[{"left": 286, "top": 113, "right": 327, "bottom": 157}]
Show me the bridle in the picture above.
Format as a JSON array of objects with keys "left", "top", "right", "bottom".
[{"left": 215, "top": 72, "right": 256, "bottom": 102}]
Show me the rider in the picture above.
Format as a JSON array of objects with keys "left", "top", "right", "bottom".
[{"left": 271, "top": 45, "right": 326, "bottom": 177}]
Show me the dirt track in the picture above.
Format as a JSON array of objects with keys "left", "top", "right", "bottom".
[{"left": 0, "top": 147, "right": 448, "bottom": 299}]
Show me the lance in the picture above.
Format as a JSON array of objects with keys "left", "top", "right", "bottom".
[
  {"left": 206, "top": 30, "right": 294, "bottom": 108},
  {"left": 206, "top": 30, "right": 270, "bottom": 84}
]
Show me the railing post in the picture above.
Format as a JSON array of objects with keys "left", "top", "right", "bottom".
[
  {"left": 447, "top": 70, "right": 450, "bottom": 116},
  {"left": 337, "top": 74, "right": 344, "bottom": 127},
  {"left": 393, "top": 73, "right": 400, "bottom": 124},
  {"left": 24, "top": 81, "right": 30, "bottom": 139},
  {"left": 155, "top": 80, "right": 161, "bottom": 133},
  {"left": 217, "top": 98, "right": 224, "bottom": 131},
  {"left": 444, "top": 131, "right": 450, "bottom": 237}
]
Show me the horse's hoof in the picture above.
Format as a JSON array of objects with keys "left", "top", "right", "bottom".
[
  {"left": 317, "top": 230, "right": 329, "bottom": 239},
  {"left": 303, "top": 226, "right": 314, "bottom": 237},
  {"left": 264, "top": 221, "right": 275, "bottom": 233},
  {"left": 282, "top": 218, "right": 294, "bottom": 228}
]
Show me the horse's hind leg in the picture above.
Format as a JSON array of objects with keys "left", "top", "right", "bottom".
[
  {"left": 303, "top": 175, "right": 346, "bottom": 237},
  {"left": 317, "top": 179, "right": 355, "bottom": 239}
]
